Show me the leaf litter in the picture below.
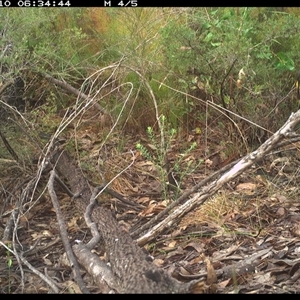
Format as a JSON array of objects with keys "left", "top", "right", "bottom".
[{"left": 2, "top": 122, "right": 300, "bottom": 293}]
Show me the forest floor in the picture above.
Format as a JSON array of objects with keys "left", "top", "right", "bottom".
[{"left": 1, "top": 111, "right": 300, "bottom": 294}]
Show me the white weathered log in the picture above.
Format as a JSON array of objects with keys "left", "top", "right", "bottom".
[{"left": 137, "top": 110, "right": 300, "bottom": 246}]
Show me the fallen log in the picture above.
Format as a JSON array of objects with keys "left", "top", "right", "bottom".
[{"left": 50, "top": 145, "right": 203, "bottom": 293}]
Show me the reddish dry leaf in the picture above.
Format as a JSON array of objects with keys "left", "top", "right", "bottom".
[
  {"left": 132, "top": 150, "right": 141, "bottom": 160},
  {"left": 7, "top": 108, "right": 300, "bottom": 294}
]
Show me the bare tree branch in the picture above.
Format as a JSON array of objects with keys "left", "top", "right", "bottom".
[
  {"left": 47, "top": 170, "right": 90, "bottom": 294},
  {"left": 43, "top": 73, "right": 109, "bottom": 115}
]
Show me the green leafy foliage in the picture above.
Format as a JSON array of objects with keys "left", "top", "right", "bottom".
[
  {"left": 2, "top": 7, "right": 300, "bottom": 162},
  {"left": 136, "top": 115, "right": 200, "bottom": 199},
  {"left": 160, "top": 8, "right": 300, "bottom": 146}
]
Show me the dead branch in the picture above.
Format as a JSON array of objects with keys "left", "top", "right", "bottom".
[
  {"left": 83, "top": 186, "right": 102, "bottom": 250},
  {"left": 136, "top": 110, "right": 300, "bottom": 246},
  {"left": 131, "top": 159, "right": 237, "bottom": 238},
  {"left": 47, "top": 170, "right": 90, "bottom": 294},
  {"left": 178, "top": 247, "right": 272, "bottom": 281},
  {"left": 0, "top": 129, "right": 19, "bottom": 162},
  {"left": 19, "top": 253, "right": 60, "bottom": 293},
  {"left": 43, "top": 73, "right": 109, "bottom": 115},
  {"left": 2, "top": 208, "right": 19, "bottom": 242},
  {"left": 72, "top": 242, "right": 118, "bottom": 293}
]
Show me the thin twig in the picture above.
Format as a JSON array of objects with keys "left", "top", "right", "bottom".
[
  {"left": 48, "top": 170, "right": 90, "bottom": 294},
  {"left": 84, "top": 186, "right": 103, "bottom": 250},
  {"left": 19, "top": 254, "right": 60, "bottom": 293},
  {"left": 0, "top": 241, "right": 59, "bottom": 293}
]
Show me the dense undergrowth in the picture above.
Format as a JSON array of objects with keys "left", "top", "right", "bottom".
[{"left": 1, "top": 7, "right": 300, "bottom": 293}]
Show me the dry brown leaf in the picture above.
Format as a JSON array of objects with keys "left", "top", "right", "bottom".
[
  {"left": 138, "top": 201, "right": 166, "bottom": 217},
  {"left": 183, "top": 242, "right": 204, "bottom": 253},
  {"left": 137, "top": 196, "right": 150, "bottom": 204},
  {"left": 218, "top": 278, "right": 231, "bottom": 289},
  {"left": 189, "top": 255, "right": 204, "bottom": 264},
  {"left": 43, "top": 255, "right": 53, "bottom": 266},
  {"left": 205, "top": 159, "right": 213, "bottom": 168},
  {"left": 135, "top": 161, "right": 155, "bottom": 168},
  {"left": 168, "top": 240, "right": 177, "bottom": 248},
  {"left": 67, "top": 216, "right": 80, "bottom": 231},
  {"left": 149, "top": 181, "right": 162, "bottom": 193},
  {"left": 190, "top": 281, "right": 207, "bottom": 294},
  {"left": 204, "top": 256, "right": 217, "bottom": 285},
  {"left": 179, "top": 266, "right": 192, "bottom": 276},
  {"left": 212, "top": 243, "right": 241, "bottom": 261},
  {"left": 235, "top": 182, "right": 257, "bottom": 194},
  {"left": 291, "top": 223, "right": 300, "bottom": 237},
  {"left": 147, "top": 143, "right": 157, "bottom": 151},
  {"left": 276, "top": 207, "right": 286, "bottom": 217},
  {"left": 277, "top": 194, "right": 288, "bottom": 202},
  {"left": 153, "top": 258, "right": 164, "bottom": 267},
  {"left": 62, "top": 280, "right": 82, "bottom": 294},
  {"left": 165, "top": 246, "right": 184, "bottom": 260}
]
